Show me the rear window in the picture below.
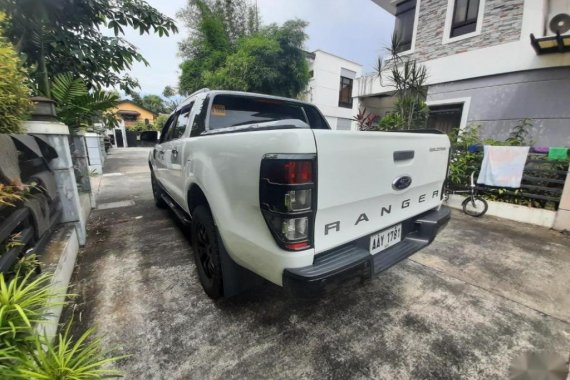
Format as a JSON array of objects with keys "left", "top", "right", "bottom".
[{"left": 208, "top": 94, "right": 329, "bottom": 130}]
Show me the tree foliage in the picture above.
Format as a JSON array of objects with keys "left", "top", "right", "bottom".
[
  {"left": 0, "top": 0, "right": 178, "bottom": 95},
  {"left": 140, "top": 94, "right": 166, "bottom": 115},
  {"left": 162, "top": 86, "right": 176, "bottom": 98},
  {"left": 178, "top": 0, "right": 259, "bottom": 56},
  {"left": 0, "top": 12, "right": 30, "bottom": 134},
  {"left": 129, "top": 115, "right": 166, "bottom": 132},
  {"left": 128, "top": 93, "right": 177, "bottom": 114},
  {"left": 178, "top": 0, "right": 309, "bottom": 98},
  {"left": 50, "top": 73, "right": 119, "bottom": 130}
]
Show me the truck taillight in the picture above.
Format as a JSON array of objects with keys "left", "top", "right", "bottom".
[
  {"left": 260, "top": 154, "right": 316, "bottom": 251},
  {"left": 284, "top": 189, "right": 312, "bottom": 211}
]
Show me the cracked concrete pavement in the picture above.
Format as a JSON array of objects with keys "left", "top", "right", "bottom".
[{"left": 64, "top": 148, "right": 570, "bottom": 379}]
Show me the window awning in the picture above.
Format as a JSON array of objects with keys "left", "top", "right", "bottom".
[
  {"left": 118, "top": 110, "right": 141, "bottom": 116},
  {"left": 530, "top": 33, "right": 570, "bottom": 55}
]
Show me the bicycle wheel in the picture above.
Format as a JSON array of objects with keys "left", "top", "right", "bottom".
[{"left": 462, "top": 196, "right": 488, "bottom": 217}]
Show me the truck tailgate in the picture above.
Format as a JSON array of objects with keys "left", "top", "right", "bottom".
[{"left": 312, "top": 129, "right": 450, "bottom": 254}]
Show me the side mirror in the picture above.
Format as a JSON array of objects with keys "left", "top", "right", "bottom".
[{"left": 140, "top": 131, "right": 158, "bottom": 143}]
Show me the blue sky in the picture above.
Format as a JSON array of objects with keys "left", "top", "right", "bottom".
[{"left": 121, "top": 0, "right": 394, "bottom": 95}]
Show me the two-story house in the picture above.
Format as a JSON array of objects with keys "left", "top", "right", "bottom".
[
  {"left": 305, "top": 50, "right": 362, "bottom": 130},
  {"left": 355, "top": 0, "right": 570, "bottom": 145}
]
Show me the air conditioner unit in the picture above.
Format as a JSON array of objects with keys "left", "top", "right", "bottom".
[{"left": 546, "top": 0, "right": 570, "bottom": 36}]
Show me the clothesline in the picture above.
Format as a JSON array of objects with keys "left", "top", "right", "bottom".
[{"left": 466, "top": 145, "right": 569, "bottom": 160}]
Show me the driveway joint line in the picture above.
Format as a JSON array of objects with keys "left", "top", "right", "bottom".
[{"left": 409, "top": 258, "right": 570, "bottom": 325}]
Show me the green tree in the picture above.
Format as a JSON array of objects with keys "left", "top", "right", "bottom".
[
  {"left": 178, "top": 0, "right": 309, "bottom": 98},
  {"left": 178, "top": 0, "right": 231, "bottom": 94},
  {"left": 0, "top": 0, "right": 178, "bottom": 95},
  {"left": 141, "top": 94, "right": 166, "bottom": 114},
  {"left": 178, "top": 0, "right": 259, "bottom": 55},
  {"left": 0, "top": 12, "right": 30, "bottom": 134},
  {"left": 162, "top": 86, "right": 176, "bottom": 98},
  {"left": 153, "top": 114, "right": 169, "bottom": 131},
  {"left": 129, "top": 93, "right": 169, "bottom": 114}
]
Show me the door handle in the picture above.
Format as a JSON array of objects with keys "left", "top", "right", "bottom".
[{"left": 172, "top": 149, "right": 178, "bottom": 159}]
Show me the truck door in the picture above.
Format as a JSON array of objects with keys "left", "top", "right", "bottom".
[
  {"left": 163, "top": 102, "right": 194, "bottom": 207},
  {"left": 153, "top": 113, "right": 178, "bottom": 191}
]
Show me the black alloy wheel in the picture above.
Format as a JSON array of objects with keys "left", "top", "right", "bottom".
[
  {"left": 151, "top": 171, "right": 167, "bottom": 208},
  {"left": 191, "top": 205, "right": 223, "bottom": 298}
]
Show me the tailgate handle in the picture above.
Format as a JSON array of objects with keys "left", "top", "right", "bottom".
[{"left": 393, "top": 150, "right": 414, "bottom": 161}]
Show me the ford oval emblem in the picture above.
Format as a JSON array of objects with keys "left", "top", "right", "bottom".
[{"left": 392, "top": 176, "right": 412, "bottom": 191}]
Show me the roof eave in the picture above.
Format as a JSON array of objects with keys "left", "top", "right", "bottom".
[{"left": 371, "top": 0, "right": 398, "bottom": 15}]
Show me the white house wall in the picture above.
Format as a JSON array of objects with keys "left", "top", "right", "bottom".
[{"left": 307, "top": 50, "right": 362, "bottom": 129}]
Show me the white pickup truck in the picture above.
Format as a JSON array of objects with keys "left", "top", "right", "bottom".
[{"left": 149, "top": 89, "right": 451, "bottom": 298}]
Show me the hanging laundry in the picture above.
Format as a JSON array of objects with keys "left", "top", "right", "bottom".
[
  {"left": 530, "top": 146, "right": 548, "bottom": 154},
  {"left": 547, "top": 147, "right": 568, "bottom": 161},
  {"left": 477, "top": 145, "right": 530, "bottom": 188}
]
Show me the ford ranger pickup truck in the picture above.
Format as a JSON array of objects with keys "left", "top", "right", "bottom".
[{"left": 149, "top": 89, "right": 451, "bottom": 299}]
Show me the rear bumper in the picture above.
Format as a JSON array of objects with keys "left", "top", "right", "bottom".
[{"left": 282, "top": 206, "right": 451, "bottom": 296}]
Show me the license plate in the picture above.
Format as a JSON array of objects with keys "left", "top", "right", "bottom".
[{"left": 369, "top": 224, "right": 402, "bottom": 255}]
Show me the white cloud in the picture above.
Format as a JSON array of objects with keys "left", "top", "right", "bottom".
[{"left": 119, "top": 0, "right": 394, "bottom": 95}]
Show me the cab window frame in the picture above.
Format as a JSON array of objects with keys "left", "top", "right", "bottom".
[
  {"left": 170, "top": 103, "right": 194, "bottom": 141},
  {"left": 159, "top": 113, "right": 178, "bottom": 144}
]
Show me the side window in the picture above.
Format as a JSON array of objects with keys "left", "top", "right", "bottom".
[
  {"left": 304, "top": 106, "right": 330, "bottom": 129},
  {"left": 190, "top": 96, "right": 209, "bottom": 137},
  {"left": 159, "top": 114, "right": 177, "bottom": 143},
  {"left": 338, "top": 76, "right": 354, "bottom": 108},
  {"left": 170, "top": 103, "right": 193, "bottom": 140}
]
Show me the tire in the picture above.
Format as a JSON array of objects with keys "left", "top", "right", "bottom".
[
  {"left": 462, "top": 196, "right": 488, "bottom": 217},
  {"left": 191, "top": 205, "right": 224, "bottom": 299},
  {"left": 151, "top": 171, "right": 167, "bottom": 209}
]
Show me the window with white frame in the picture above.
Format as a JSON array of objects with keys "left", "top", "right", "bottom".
[
  {"left": 394, "top": 0, "right": 417, "bottom": 53},
  {"left": 450, "top": 0, "right": 481, "bottom": 37}
]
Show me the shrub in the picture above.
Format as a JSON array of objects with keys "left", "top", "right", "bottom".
[
  {"left": 353, "top": 108, "right": 379, "bottom": 131},
  {"left": 0, "top": 270, "right": 55, "bottom": 347},
  {"left": 447, "top": 124, "right": 501, "bottom": 189},
  {"left": 129, "top": 121, "right": 149, "bottom": 132},
  {"left": 0, "top": 184, "right": 25, "bottom": 207},
  {"left": 506, "top": 118, "right": 534, "bottom": 146},
  {"left": 8, "top": 323, "right": 125, "bottom": 379},
  {"left": 378, "top": 112, "right": 403, "bottom": 131},
  {"left": 0, "top": 13, "right": 30, "bottom": 134},
  {"left": 0, "top": 269, "right": 125, "bottom": 378},
  {"left": 153, "top": 114, "right": 169, "bottom": 132}
]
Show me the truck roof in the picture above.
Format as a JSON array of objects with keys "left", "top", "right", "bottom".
[{"left": 177, "top": 89, "right": 313, "bottom": 112}]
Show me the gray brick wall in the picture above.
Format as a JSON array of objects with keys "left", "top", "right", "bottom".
[{"left": 411, "top": 0, "right": 524, "bottom": 62}]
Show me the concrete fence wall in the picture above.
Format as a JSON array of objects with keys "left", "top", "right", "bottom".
[{"left": 24, "top": 121, "right": 88, "bottom": 244}]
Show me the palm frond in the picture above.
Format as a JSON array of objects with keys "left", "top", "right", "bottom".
[{"left": 50, "top": 73, "right": 88, "bottom": 108}]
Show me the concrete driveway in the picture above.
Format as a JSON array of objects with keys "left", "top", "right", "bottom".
[{"left": 66, "top": 148, "right": 570, "bottom": 379}]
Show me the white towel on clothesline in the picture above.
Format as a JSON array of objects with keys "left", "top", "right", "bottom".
[{"left": 477, "top": 145, "right": 530, "bottom": 188}]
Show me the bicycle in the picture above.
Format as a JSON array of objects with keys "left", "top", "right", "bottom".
[{"left": 444, "top": 171, "right": 489, "bottom": 217}]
